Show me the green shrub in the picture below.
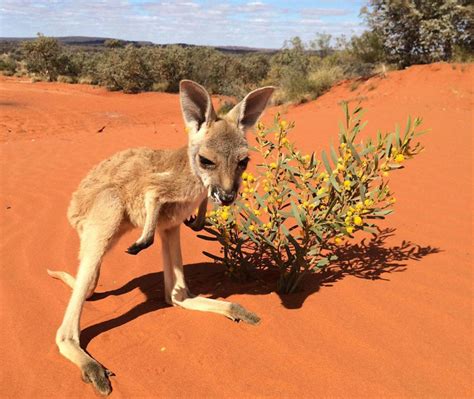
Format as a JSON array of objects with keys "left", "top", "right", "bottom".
[
  {"left": 57, "top": 75, "right": 77, "bottom": 84},
  {"left": 308, "top": 65, "right": 344, "bottom": 97},
  {"left": 363, "top": 0, "right": 473, "bottom": 67},
  {"left": 97, "top": 45, "right": 153, "bottom": 93},
  {"left": 0, "top": 54, "right": 17, "bottom": 75},
  {"left": 200, "top": 105, "right": 425, "bottom": 293},
  {"left": 21, "top": 34, "right": 64, "bottom": 81}
]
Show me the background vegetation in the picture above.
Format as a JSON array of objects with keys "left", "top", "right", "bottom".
[{"left": 1, "top": 1, "right": 472, "bottom": 103}]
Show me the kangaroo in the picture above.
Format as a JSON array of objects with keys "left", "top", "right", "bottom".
[{"left": 47, "top": 80, "right": 274, "bottom": 395}]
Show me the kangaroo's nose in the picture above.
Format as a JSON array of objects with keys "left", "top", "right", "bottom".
[{"left": 219, "top": 191, "right": 236, "bottom": 205}]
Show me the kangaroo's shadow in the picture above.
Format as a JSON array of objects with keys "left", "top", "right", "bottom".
[{"left": 81, "top": 228, "right": 440, "bottom": 349}]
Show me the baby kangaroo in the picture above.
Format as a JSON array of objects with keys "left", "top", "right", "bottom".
[{"left": 47, "top": 80, "right": 274, "bottom": 395}]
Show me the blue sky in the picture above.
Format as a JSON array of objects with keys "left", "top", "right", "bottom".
[{"left": 0, "top": 0, "right": 366, "bottom": 48}]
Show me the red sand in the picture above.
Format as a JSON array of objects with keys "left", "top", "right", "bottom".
[{"left": 0, "top": 63, "right": 472, "bottom": 398}]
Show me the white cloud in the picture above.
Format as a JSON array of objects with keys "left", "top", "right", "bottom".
[{"left": 0, "top": 0, "right": 365, "bottom": 48}]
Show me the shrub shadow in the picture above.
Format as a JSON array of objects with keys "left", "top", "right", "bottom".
[{"left": 80, "top": 228, "right": 440, "bottom": 348}]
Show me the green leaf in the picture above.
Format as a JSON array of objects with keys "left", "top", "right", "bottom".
[
  {"left": 321, "top": 150, "right": 332, "bottom": 174},
  {"left": 330, "top": 144, "right": 339, "bottom": 164},
  {"left": 372, "top": 209, "right": 393, "bottom": 216},
  {"left": 290, "top": 200, "right": 304, "bottom": 227},
  {"left": 403, "top": 116, "right": 412, "bottom": 142},
  {"left": 395, "top": 124, "right": 401, "bottom": 147},
  {"left": 385, "top": 133, "right": 393, "bottom": 159},
  {"left": 329, "top": 174, "right": 341, "bottom": 192},
  {"left": 346, "top": 140, "right": 361, "bottom": 164},
  {"left": 316, "top": 257, "right": 330, "bottom": 268},
  {"left": 359, "top": 182, "right": 366, "bottom": 201}
]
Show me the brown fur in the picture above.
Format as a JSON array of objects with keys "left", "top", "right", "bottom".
[{"left": 48, "top": 80, "right": 274, "bottom": 395}]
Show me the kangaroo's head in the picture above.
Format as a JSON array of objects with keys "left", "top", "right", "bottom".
[{"left": 180, "top": 80, "right": 274, "bottom": 206}]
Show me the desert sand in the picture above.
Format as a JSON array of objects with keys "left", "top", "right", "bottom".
[{"left": 0, "top": 63, "right": 472, "bottom": 398}]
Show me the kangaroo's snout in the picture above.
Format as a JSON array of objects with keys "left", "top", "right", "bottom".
[{"left": 211, "top": 186, "right": 237, "bottom": 206}]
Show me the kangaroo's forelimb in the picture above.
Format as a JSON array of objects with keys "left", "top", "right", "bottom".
[
  {"left": 184, "top": 197, "right": 208, "bottom": 231},
  {"left": 126, "top": 191, "right": 161, "bottom": 255}
]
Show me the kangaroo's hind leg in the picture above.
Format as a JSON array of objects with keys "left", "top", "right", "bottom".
[
  {"left": 160, "top": 225, "right": 260, "bottom": 325},
  {"left": 55, "top": 189, "right": 123, "bottom": 396}
]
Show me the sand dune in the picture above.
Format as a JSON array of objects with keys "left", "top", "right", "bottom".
[{"left": 0, "top": 63, "right": 472, "bottom": 398}]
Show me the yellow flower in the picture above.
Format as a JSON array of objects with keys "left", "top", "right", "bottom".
[
  {"left": 364, "top": 199, "right": 373, "bottom": 207},
  {"left": 281, "top": 137, "right": 289, "bottom": 145},
  {"left": 344, "top": 216, "right": 352, "bottom": 225},
  {"left": 383, "top": 171, "right": 389, "bottom": 177},
  {"left": 270, "top": 162, "right": 277, "bottom": 169},
  {"left": 220, "top": 211, "right": 229, "bottom": 221},
  {"left": 279, "top": 120, "right": 288, "bottom": 129},
  {"left": 254, "top": 209, "right": 261, "bottom": 216},
  {"left": 356, "top": 202, "right": 364, "bottom": 211},
  {"left": 302, "top": 200, "right": 310, "bottom": 208},
  {"left": 266, "top": 222, "right": 273, "bottom": 229},
  {"left": 343, "top": 180, "right": 351, "bottom": 190},
  {"left": 346, "top": 226, "right": 354, "bottom": 234},
  {"left": 317, "top": 187, "right": 326, "bottom": 196},
  {"left": 334, "top": 237, "right": 343, "bottom": 245},
  {"left": 247, "top": 173, "right": 255, "bottom": 183},
  {"left": 346, "top": 210, "right": 353, "bottom": 217},
  {"left": 265, "top": 171, "right": 273, "bottom": 179},
  {"left": 340, "top": 142, "right": 347, "bottom": 149},
  {"left": 302, "top": 154, "right": 311, "bottom": 163},
  {"left": 242, "top": 171, "right": 248, "bottom": 180},
  {"left": 353, "top": 215, "right": 363, "bottom": 226},
  {"left": 249, "top": 225, "right": 256, "bottom": 232},
  {"left": 395, "top": 154, "right": 405, "bottom": 163},
  {"left": 390, "top": 197, "right": 397, "bottom": 203}
]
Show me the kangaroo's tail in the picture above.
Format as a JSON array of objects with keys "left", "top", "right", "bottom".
[{"left": 47, "top": 269, "right": 76, "bottom": 290}]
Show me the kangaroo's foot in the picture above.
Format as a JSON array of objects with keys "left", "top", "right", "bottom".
[
  {"left": 170, "top": 290, "right": 261, "bottom": 325},
  {"left": 81, "top": 360, "right": 113, "bottom": 396},
  {"left": 228, "top": 303, "right": 261, "bottom": 325}
]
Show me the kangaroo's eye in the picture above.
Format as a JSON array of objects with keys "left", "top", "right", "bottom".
[
  {"left": 199, "top": 155, "right": 215, "bottom": 168},
  {"left": 238, "top": 157, "right": 250, "bottom": 169}
]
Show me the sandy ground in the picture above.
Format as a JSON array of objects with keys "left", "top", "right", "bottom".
[{"left": 0, "top": 63, "right": 472, "bottom": 398}]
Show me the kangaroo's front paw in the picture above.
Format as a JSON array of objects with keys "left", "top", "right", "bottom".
[
  {"left": 184, "top": 214, "right": 196, "bottom": 227},
  {"left": 126, "top": 238, "right": 153, "bottom": 255},
  {"left": 229, "top": 303, "right": 261, "bottom": 325},
  {"left": 81, "top": 361, "right": 112, "bottom": 396}
]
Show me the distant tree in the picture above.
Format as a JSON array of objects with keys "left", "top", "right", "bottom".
[
  {"left": 21, "top": 33, "right": 63, "bottom": 81},
  {"left": 149, "top": 46, "right": 193, "bottom": 92},
  {"left": 268, "top": 37, "right": 314, "bottom": 102},
  {"left": 349, "top": 30, "right": 386, "bottom": 64},
  {"left": 98, "top": 45, "right": 153, "bottom": 93},
  {"left": 104, "top": 39, "right": 125, "bottom": 48},
  {"left": 363, "top": 0, "right": 473, "bottom": 66},
  {"left": 309, "top": 33, "right": 333, "bottom": 58}
]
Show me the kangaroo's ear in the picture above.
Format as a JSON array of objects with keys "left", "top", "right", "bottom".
[
  {"left": 179, "top": 80, "right": 216, "bottom": 133},
  {"left": 226, "top": 86, "right": 275, "bottom": 131}
]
